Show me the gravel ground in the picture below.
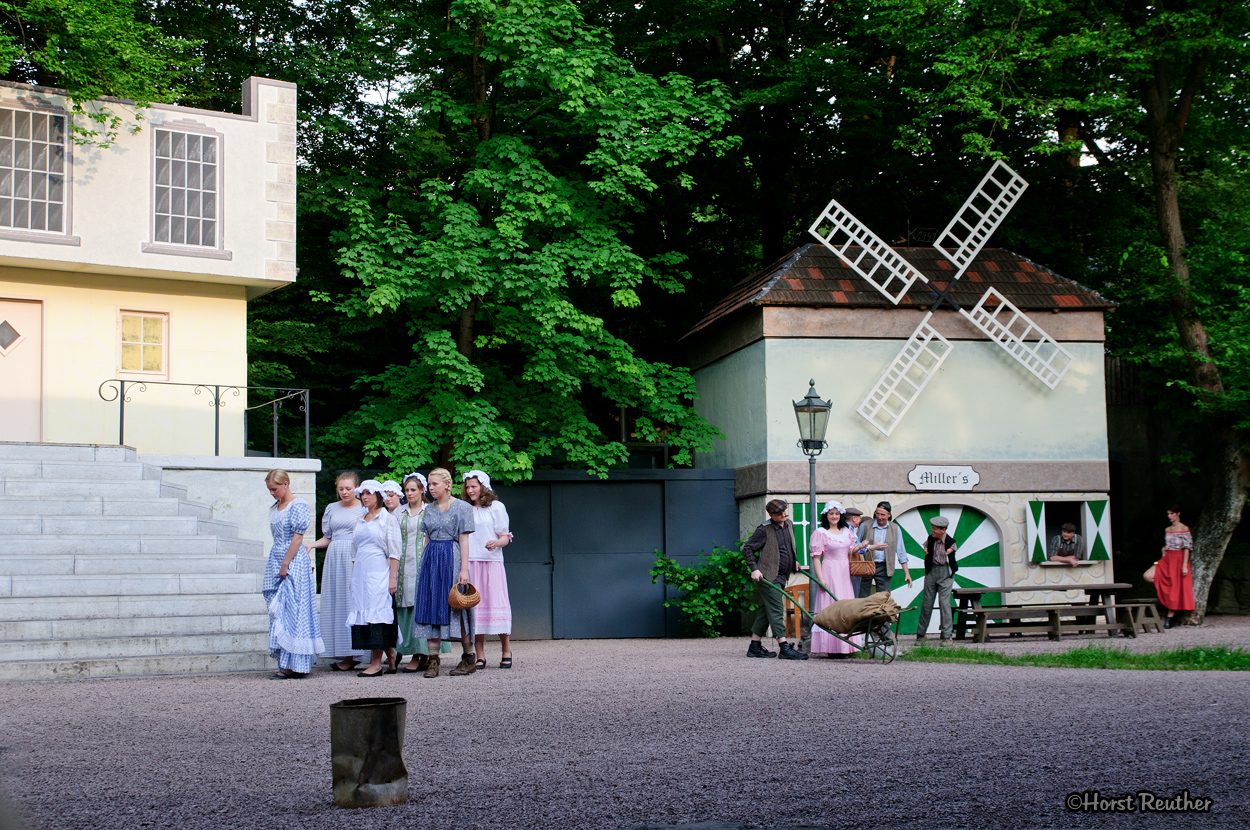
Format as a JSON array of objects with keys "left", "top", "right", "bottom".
[{"left": 1, "top": 619, "right": 1248, "bottom": 830}]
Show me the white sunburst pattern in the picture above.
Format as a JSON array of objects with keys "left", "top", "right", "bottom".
[{"left": 892, "top": 504, "right": 1004, "bottom": 634}]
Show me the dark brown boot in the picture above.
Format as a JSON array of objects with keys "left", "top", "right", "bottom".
[
  {"left": 448, "top": 652, "right": 477, "bottom": 676},
  {"left": 423, "top": 655, "right": 440, "bottom": 678}
]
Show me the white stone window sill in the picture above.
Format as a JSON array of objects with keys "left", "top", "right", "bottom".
[
  {"left": 0, "top": 228, "right": 81, "bottom": 246},
  {"left": 141, "top": 242, "right": 233, "bottom": 260}
]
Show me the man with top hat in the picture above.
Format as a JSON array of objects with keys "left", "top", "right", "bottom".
[
  {"left": 741, "top": 499, "right": 808, "bottom": 661},
  {"left": 916, "top": 515, "right": 958, "bottom": 643}
]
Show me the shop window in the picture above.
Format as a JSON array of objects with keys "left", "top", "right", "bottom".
[
  {"left": 1027, "top": 499, "right": 1112, "bottom": 564},
  {"left": 119, "top": 311, "right": 167, "bottom": 376}
]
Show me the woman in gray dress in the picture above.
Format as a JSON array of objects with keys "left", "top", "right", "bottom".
[
  {"left": 304, "top": 471, "right": 367, "bottom": 671},
  {"left": 411, "top": 467, "right": 476, "bottom": 678},
  {"left": 394, "top": 472, "right": 452, "bottom": 671}
]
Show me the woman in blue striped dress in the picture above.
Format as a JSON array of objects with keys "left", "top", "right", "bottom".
[
  {"left": 305, "top": 472, "right": 367, "bottom": 671},
  {"left": 262, "top": 469, "right": 324, "bottom": 679}
]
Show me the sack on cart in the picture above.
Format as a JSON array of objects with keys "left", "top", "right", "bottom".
[{"left": 812, "top": 592, "right": 902, "bottom": 634}]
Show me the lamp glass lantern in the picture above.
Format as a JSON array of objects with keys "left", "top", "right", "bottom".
[{"left": 793, "top": 379, "right": 831, "bottom": 455}]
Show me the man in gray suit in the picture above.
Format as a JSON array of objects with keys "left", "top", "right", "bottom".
[{"left": 857, "top": 501, "right": 912, "bottom": 598}]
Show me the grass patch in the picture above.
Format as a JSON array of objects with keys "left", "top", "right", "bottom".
[{"left": 900, "top": 643, "right": 1250, "bottom": 671}]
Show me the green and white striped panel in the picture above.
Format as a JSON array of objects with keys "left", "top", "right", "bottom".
[
  {"left": 1027, "top": 501, "right": 1046, "bottom": 563},
  {"left": 1083, "top": 499, "right": 1112, "bottom": 561},
  {"left": 894, "top": 504, "right": 1003, "bottom": 635},
  {"left": 790, "top": 501, "right": 828, "bottom": 569}
]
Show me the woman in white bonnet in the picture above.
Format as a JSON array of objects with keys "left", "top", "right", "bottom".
[{"left": 462, "top": 470, "right": 514, "bottom": 669}]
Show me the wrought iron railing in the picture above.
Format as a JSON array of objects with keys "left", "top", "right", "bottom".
[{"left": 97, "top": 380, "right": 311, "bottom": 458}]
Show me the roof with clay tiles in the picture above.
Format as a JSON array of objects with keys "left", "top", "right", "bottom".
[{"left": 682, "top": 244, "right": 1116, "bottom": 340}]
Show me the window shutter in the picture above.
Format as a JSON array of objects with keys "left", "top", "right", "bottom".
[
  {"left": 790, "top": 501, "right": 826, "bottom": 568},
  {"left": 1083, "top": 499, "right": 1112, "bottom": 561},
  {"left": 1027, "top": 501, "right": 1046, "bottom": 563}
]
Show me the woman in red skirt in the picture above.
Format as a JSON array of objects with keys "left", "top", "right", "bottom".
[{"left": 1156, "top": 504, "right": 1194, "bottom": 628}]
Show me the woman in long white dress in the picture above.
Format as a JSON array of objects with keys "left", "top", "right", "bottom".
[
  {"left": 346, "top": 480, "right": 402, "bottom": 677},
  {"left": 462, "top": 470, "right": 514, "bottom": 669},
  {"left": 304, "top": 471, "right": 366, "bottom": 671}
]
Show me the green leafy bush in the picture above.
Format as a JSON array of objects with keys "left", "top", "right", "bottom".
[{"left": 650, "top": 546, "right": 758, "bottom": 638}]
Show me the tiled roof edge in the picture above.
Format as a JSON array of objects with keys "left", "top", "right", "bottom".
[
  {"left": 1008, "top": 251, "right": 1118, "bottom": 309},
  {"left": 749, "top": 244, "right": 811, "bottom": 305}
]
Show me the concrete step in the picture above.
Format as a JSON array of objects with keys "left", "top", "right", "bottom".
[
  {"left": 0, "top": 496, "right": 212, "bottom": 519},
  {"left": 0, "top": 443, "right": 138, "bottom": 462},
  {"left": 0, "top": 613, "right": 270, "bottom": 641},
  {"left": 0, "top": 650, "right": 275, "bottom": 681},
  {"left": 0, "top": 630, "right": 269, "bottom": 662},
  {"left": 0, "top": 477, "right": 169, "bottom": 499},
  {"left": 0, "top": 460, "right": 150, "bottom": 480},
  {"left": 0, "top": 554, "right": 267, "bottom": 577},
  {"left": 0, "top": 592, "right": 268, "bottom": 621},
  {"left": 1, "top": 535, "right": 263, "bottom": 557},
  {"left": 0, "top": 515, "right": 237, "bottom": 537},
  {"left": 5, "top": 572, "right": 262, "bottom": 599}
]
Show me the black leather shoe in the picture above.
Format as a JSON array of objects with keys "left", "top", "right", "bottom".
[
  {"left": 747, "top": 641, "right": 776, "bottom": 658},
  {"left": 778, "top": 642, "right": 808, "bottom": 661}
]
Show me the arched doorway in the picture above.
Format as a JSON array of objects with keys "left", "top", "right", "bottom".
[{"left": 890, "top": 503, "right": 1004, "bottom": 635}]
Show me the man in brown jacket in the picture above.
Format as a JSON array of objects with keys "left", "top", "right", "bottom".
[{"left": 741, "top": 499, "right": 808, "bottom": 660}]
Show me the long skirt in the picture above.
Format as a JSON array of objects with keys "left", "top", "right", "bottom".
[
  {"left": 1155, "top": 548, "right": 1195, "bottom": 611},
  {"left": 811, "top": 560, "right": 862, "bottom": 655},
  {"left": 469, "top": 560, "right": 512, "bottom": 635},
  {"left": 395, "top": 606, "right": 452, "bottom": 655},
  {"left": 352, "top": 621, "right": 397, "bottom": 650},
  {"left": 263, "top": 552, "right": 325, "bottom": 673},
  {"left": 412, "top": 539, "right": 474, "bottom": 641},
  {"left": 319, "top": 539, "right": 365, "bottom": 660}
]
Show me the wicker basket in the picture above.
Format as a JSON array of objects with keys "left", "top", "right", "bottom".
[
  {"left": 848, "top": 552, "right": 876, "bottom": 578},
  {"left": 448, "top": 582, "right": 481, "bottom": 609}
]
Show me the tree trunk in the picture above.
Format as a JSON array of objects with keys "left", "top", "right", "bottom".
[
  {"left": 1190, "top": 428, "right": 1250, "bottom": 621},
  {"left": 1139, "top": 49, "right": 1245, "bottom": 621}
]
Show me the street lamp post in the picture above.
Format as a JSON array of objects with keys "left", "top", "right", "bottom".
[{"left": 793, "top": 379, "right": 831, "bottom": 618}]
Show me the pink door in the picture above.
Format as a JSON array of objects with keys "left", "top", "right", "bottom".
[{"left": 0, "top": 298, "right": 42, "bottom": 441}]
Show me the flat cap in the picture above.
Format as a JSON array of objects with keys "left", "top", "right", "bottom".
[
  {"left": 844, "top": 507, "right": 863, "bottom": 516},
  {"left": 930, "top": 516, "right": 950, "bottom": 528}
]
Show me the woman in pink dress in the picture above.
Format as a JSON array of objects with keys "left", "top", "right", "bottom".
[{"left": 810, "top": 501, "right": 862, "bottom": 657}]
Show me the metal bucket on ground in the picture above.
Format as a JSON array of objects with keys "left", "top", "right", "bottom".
[{"left": 330, "top": 697, "right": 408, "bottom": 808}]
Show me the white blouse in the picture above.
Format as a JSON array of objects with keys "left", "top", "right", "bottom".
[{"left": 467, "top": 501, "right": 511, "bottom": 563}]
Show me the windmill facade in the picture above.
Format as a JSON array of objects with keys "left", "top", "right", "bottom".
[{"left": 682, "top": 236, "right": 1118, "bottom": 628}]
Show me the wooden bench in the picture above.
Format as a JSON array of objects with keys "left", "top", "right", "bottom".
[
  {"left": 1119, "top": 599, "right": 1164, "bottom": 634},
  {"left": 955, "top": 603, "right": 1135, "bottom": 643}
]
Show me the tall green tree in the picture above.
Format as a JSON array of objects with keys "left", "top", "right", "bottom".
[
  {"left": 319, "top": 0, "right": 734, "bottom": 480},
  {"left": 867, "top": 0, "right": 1250, "bottom": 619},
  {"left": 0, "top": 0, "right": 196, "bottom": 143}
]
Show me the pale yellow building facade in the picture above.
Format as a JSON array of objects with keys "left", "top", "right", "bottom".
[{"left": 0, "top": 77, "right": 297, "bottom": 456}]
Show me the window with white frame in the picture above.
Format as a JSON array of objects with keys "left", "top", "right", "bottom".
[
  {"left": 154, "top": 129, "right": 218, "bottom": 247},
  {"left": 119, "top": 311, "right": 167, "bottom": 375},
  {"left": 0, "top": 108, "right": 67, "bottom": 234}
]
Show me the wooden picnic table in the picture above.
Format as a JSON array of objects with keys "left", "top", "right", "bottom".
[{"left": 952, "top": 583, "right": 1143, "bottom": 642}]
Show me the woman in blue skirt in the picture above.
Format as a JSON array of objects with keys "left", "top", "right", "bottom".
[
  {"left": 262, "top": 469, "right": 324, "bottom": 678},
  {"left": 411, "top": 467, "right": 476, "bottom": 677}
]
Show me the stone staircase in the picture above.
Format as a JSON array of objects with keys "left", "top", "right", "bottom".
[{"left": 0, "top": 442, "right": 273, "bottom": 680}]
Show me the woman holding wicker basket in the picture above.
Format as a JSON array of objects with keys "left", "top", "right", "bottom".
[
  {"left": 809, "top": 501, "right": 862, "bottom": 657},
  {"left": 410, "top": 467, "right": 477, "bottom": 677}
]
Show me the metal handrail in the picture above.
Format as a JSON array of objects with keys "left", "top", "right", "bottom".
[{"left": 97, "top": 380, "right": 310, "bottom": 458}]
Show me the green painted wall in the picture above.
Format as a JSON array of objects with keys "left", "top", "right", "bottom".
[
  {"left": 693, "top": 341, "right": 767, "bottom": 469},
  {"left": 764, "top": 338, "right": 1108, "bottom": 462}
]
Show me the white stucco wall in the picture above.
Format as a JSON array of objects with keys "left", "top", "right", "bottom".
[
  {"left": 764, "top": 339, "right": 1108, "bottom": 462},
  {"left": 144, "top": 455, "right": 321, "bottom": 547},
  {"left": 693, "top": 340, "right": 767, "bottom": 469}
]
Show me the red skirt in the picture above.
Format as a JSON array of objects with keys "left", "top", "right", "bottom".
[{"left": 1155, "top": 548, "right": 1194, "bottom": 611}]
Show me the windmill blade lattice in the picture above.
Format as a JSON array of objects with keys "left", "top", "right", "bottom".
[
  {"left": 933, "top": 161, "right": 1028, "bottom": 278},
  {"left": 857, "top": 312, "right": 953, "bottom": 437},
  {"left": 959, "top": 288, "right": 1074, "bottom": 388},
  {"left": 808, "top": 199, "right": 929, "bottom": 304}
]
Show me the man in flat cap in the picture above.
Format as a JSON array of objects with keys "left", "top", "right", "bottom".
[
  {"left": 741, "top": 499, "right": 808, "bottom": 661},
  {"left": 916, "top": 515, "right": 958, "bottom": 643},
  {"left": 857, "top": 501, "right": 912, "bottom": 600}
]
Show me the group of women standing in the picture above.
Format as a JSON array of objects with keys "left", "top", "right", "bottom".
[{"left": 261, "top": 467, "right": 514, "bottom": 678}]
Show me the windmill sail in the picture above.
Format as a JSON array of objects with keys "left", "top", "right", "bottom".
[
  {"left": 932, "top": 161, "right": 1028, "bottom": 279},
  {"left": 959, "top": 287, "right": 1074, "bottom": 388},
  {"left": 808, "top": 199, "right": 928, "bottom": 305},
  {"left": 857, "top": 313, "right": 954, "bottom": 436}
]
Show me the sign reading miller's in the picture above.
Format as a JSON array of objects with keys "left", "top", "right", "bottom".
[{"left": 908, "top": 464, "right": 980, "bottom": 491}]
